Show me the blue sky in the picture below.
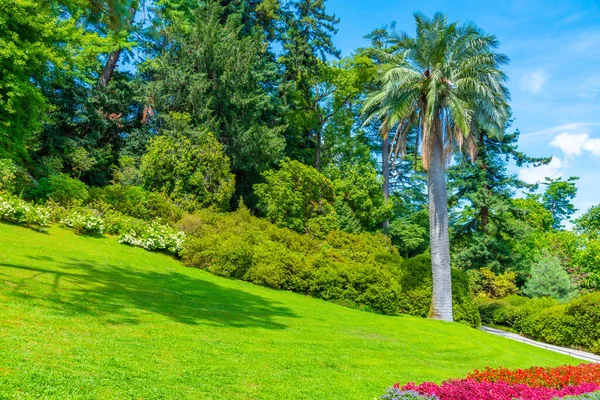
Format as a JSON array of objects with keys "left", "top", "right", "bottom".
[{"left": 326, "top": 0, "right": 600, "bottom": 218}]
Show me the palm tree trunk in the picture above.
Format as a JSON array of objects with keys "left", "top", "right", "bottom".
[
  {"left": 427, "top": 125, "right": 453, "bottom": 322},
  {"left": 382, "top": 136, "right": 390, "bottom": 230}
]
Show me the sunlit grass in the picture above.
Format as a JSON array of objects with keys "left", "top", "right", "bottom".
[{"left": 0, "top": 223, "right": 580, "bottom": 399}]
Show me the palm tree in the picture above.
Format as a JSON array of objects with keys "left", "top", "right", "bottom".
[{"left": 362, "top": 12, "right": 510, "bottom": 321}]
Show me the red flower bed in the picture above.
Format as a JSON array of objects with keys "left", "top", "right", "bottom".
[
  {"left": 400, "top": 380, "right": 600, "bottom": 400},
  {"left": 467, "top": 364, "right": 600, "bottom": 389}
]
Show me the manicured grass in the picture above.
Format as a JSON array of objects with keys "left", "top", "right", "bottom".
[{"left": 0, "top": 223, "right": 580, "bottom": 399}]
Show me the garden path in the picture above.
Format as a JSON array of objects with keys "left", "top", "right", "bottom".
[{"left": 481, "top": 326, "right": 600, "bottom": 364}]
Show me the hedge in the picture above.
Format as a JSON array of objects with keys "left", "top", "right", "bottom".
[
  {"left": 478, "top": 293, "right": 600, "bottom": 353},
  {"left": 179, "top": 207, "right": 480, "bottom": 325}
]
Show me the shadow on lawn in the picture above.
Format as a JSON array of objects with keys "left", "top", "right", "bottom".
[{"left": 0, "top": 258, "right": 296, "bottom": 329}]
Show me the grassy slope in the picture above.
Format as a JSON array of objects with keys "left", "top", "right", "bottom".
[{"left": 0, "top": 223, "right": 580, "bottom": 400}]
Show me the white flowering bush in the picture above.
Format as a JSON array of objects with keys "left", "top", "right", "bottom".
[
  {"left": 118, "top": 221, "right": 185, "bottom": 254},
  {"left": 0, "top": 193, "right": 50, "bottom": 229},
  {"left": 60, "top": 208, "right": 105, "bottom": 235}
]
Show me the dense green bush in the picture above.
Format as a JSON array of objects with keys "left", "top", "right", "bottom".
[
  {"left": 467, "top": 268, "right": 519, "bottom": 299},
  {"left": 60, "top": 208, "right": 104, "bottom": 235},
  {"left": 179, "top": 207, "right": 480, "bottom": 324},
  {"left": 254, "top": 158, "right": 337, "bottom": 234},
  {"left": 88, "top": 184, "right": 182, "bottom": 222},
  {"left": 0, "top": 159, "right": 18, "bottom": 193},
  {"left": 140, "top": 114, "right": 235, "bottom": 212},
  {"left": 33, "top": 174, "right": 89, "bottom": 205},
  {"left": 478, "top": 293, "right": 600, "bottom": 354}
]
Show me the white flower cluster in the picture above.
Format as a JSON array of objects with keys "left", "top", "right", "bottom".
[
  {"left": 0, "top": 194, "right": 51, "bottom": 228},
  {"left": 60, "top": 210, "right": 105, "bottom": 235},
  {"left": 118, "top": 221, "right": 185, "bottom": 254}
]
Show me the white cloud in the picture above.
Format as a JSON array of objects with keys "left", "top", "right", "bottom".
[
  {"left": 521, "top": 69, "right": 548, "bottom": 94},
  {"left": 519, "top": 157, "right": 564, "bottom": 184},
  {"left": 584, "top": 137, "right": 600, "bottom": 156},
  {"left": 519, "top": 123, "right": 600, "bottom": 145},
  {"left": 551, "top": 132, "right": 600, "bottom": 157}
]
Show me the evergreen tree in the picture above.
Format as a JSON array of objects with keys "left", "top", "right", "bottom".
[
  {"left": 278, "top": 0, "right": 340, "bottom": 165},
  {"left": 448, "top": 129, "right": 551, "bottom": 272},
  {"left": 144, "top": 0, "right": 286, "bottom": 207},
  {"left": 542, "top": 176, "right": 579, "bottom": 229}
]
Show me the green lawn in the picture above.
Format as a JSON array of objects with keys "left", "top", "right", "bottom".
[{"left": 0, "top": 223, "right": 580, "bottom": 399}]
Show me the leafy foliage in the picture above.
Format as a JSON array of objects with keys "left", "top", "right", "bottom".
[
  {"left": 478, "top": 292, "right": 600, "bottom": 354},
  {"left": 254, "top": 158, "right": 336, "bottom": 233},
  {"left": 0, "top": 0, "right": 109, "bottom": 161},
  {"left": 140, "top": 114, "right": 235, "bottom": 212},
  {"left": 468, "top": 268, "right": 519, "bottom": 299},
  {"left": 179, "top": 207, "right": 479, "bottom": 324}
]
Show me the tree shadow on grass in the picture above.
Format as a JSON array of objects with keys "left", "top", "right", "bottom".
[{"left": 0, "top": 258, "right": 297, "bottom": 329}]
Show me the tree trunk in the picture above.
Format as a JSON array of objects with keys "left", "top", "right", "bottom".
[
  {"left": 480, "top": 134, "right": 489, "bottom": 233},
  {"left": 98, "top": 49, "right": 122, "bottom": 87},
  {"left": 98, "top": 6, "right": 137, "bottom": 87},
  {"left": 314, "top": 129, "right": 322, "bottom": 171},
  {"left": 382, "top": 136, "right": 390, "bottom": 230},
  {"left": 427, "top": 125, "right": 453, "bottom": 322}
]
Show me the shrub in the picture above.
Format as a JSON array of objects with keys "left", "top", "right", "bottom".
[
  {"left": 88, "top": 184, "right": 182, "bottom": 222},
  {"left": 118, "top": 221, "right": 185, "bottom": 254},
  {"left": 0, "top": 193, "right": 50, "bottom": 229},
  {"left": 523, "top": 254, "right": 578, "bottom": 301},
  {"left": 566, "top": 292, "right": 600, "bottom": 353},
  {"left": 478, "top": 292, "right": 600, "bottom": 354},
  {"left": 44, "top": 174, "right": 89, "bottom": 205},
  {"left": 140, "top": 114, "right": 235, "bottom": 212},
  {"left": 179, "top": 208, "right": 480, "bottom": 324},
  {"left": 467, "top": 267, "right": 519, "bottom": 299},
  {"left": 477, "top": 295, "right": 557, "bottom": 328},
  {"left": 254, "top": 158, "right": 337, "bottom": 234},
  {"left": 60, "top": 208, "right": 104, "bottom": 235},
  {"left": 0, "top": 158, "right": 18, "bottom": 193}
]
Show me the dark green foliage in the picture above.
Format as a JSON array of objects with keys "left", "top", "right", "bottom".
[
  {"left": 326, "top": 162, "right": 390, "bottom": 233},
  {"left": 37, "top": 72, "right": 146, "bottom": 186},
  {"left": 255, "top": 159, "right": 392, "bottom": 235},
  {"left": 449, "top": 130, "right": 550, "bottom": 273},
  {"left": 478, "top": 293, "right": 600, "bottom": 354},
  {"left": 144, "top": 1, "right": 286, "bottom": 205},
  {"left": 0, "top": 0, "right": 108, "bottom": 162},
  {"left": 179, "top": 208, "right": 480, "bottom": 325},
  {"left": 389, "top": 209, "right": 429, "bottom": 258}
]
